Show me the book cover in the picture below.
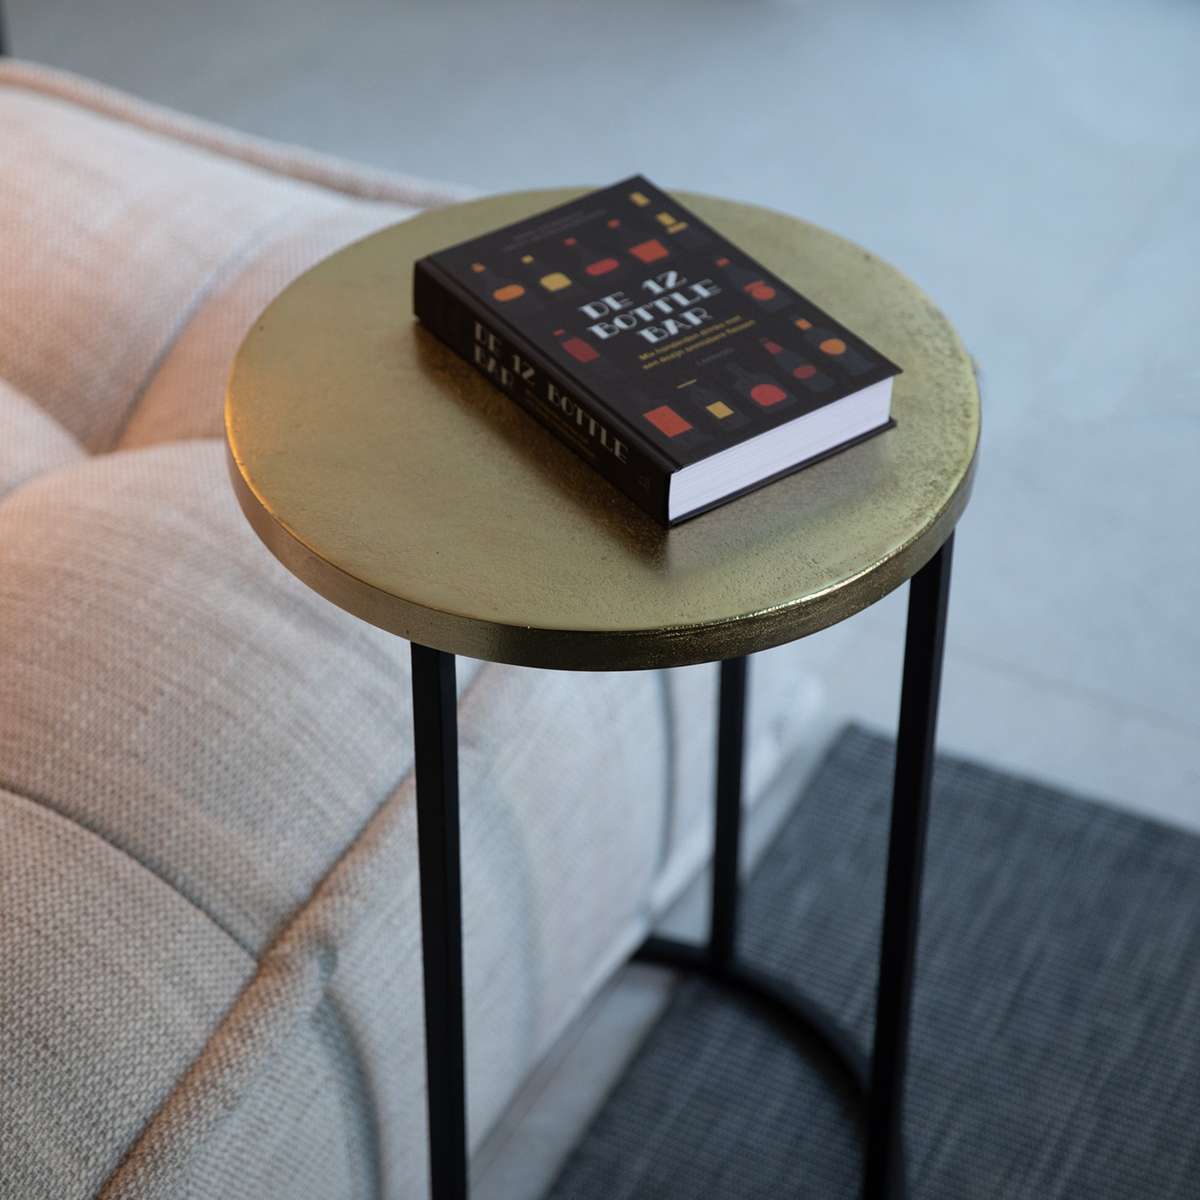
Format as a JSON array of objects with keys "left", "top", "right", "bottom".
[{"left": 414, "top": 176, "right": 900, "bottom": 525}]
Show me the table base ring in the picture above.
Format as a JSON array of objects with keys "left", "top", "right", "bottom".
[{"left": 633, "top": 933, "right": 905, "bottom": 1198}]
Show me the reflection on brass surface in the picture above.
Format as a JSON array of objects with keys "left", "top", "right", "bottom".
[{"left": 226, "top": 189, "right": 979, "bottom": 671}]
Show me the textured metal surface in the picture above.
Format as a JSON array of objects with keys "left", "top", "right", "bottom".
[{"left": 226, "top": 189, "right": 979, "bottom": 670}]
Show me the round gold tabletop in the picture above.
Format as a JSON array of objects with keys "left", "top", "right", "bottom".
[{"left": 226, "top": 189, "right": 979, "bottom": 671}]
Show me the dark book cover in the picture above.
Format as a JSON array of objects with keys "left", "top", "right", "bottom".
[{"left": 414, "top": 176, "right": 900, "bottom": 525}]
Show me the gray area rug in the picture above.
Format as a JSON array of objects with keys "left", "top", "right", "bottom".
[{"left": 546, "top": 726, "right": 1200, "bottom": 1199}]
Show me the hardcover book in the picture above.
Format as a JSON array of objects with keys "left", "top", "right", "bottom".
[{"left": 414, "top": 176, "right": 900, "bottom": 525}]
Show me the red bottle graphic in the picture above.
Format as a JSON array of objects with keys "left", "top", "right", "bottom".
[
  {"left": 468, "top": 261, "right": 528, "bottom": 304},
  {"left": 627, "top": 237, "right": 670, "bottom": 264},
  {"left": 723, "top": 361, "right": 796, "bottom": 409},
  {"left": 466, "top": 263, "right": 547, "bottom": 319},
  {"left": 643, "top": 405, "right": 693, "bottom": 438},
  {"left": 563, "top": 234, "right": 623, "bottom": 279},
  {"left": 553, "top": 326, "right": 605, "bottom": 366},
  {"left": 791, "top": 316, "right": 874, "bottom": 376},
  {"left": 714, "top": 257, "right": 791, "bottom": 312},
  {"left": 759, "top": 338, "right": 833, "bottom": 393},
  {"left": 549, "top": 328, "right": 627, "bottom": 391},
  {"left": 628, "top": 385, "right": 709, "bottom": 447}
]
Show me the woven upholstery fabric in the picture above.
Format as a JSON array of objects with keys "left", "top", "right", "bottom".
[
  {"left": 0, "top": 440, "right": 670, "bottom": 1197},
  {"left": 0, "top": 60, "right": 831, "bottom": 1199},
  {"left": 117, "top": 204, "right": 413, "bottom": 448},
  {"left": 0, "top": 67, "right": 428, "bottom": 453},
  {"left": 549, "top": 728, "right": 1200, "bottom": 1200},
  {"left": 0, "top": 378, "right": 87, "bottom": 499},
  {"left": 0, "top": 786, "right": 257, "bottom": 1198},
  {"left": 0, "top": 440, "right": 425, "bottom": 957}
]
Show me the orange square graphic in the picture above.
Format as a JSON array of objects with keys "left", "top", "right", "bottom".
[
  {"left": 629, "top": 239, "right": 669, "bottom": 263},
  {"left": 644, "top": 405, "right": 692, "bottom": 437}
]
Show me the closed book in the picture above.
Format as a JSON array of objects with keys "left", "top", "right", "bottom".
[{"left": 414, "top": 176, "right": 900, "bottom": 525}]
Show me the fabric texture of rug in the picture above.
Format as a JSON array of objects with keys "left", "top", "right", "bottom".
[{"left": 546, "top": 726, "right": 1200, "bottom": 1199}]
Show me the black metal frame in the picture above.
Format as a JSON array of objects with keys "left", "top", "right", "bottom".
[
  {"left": 411, "top": 645, "right": 469, "bottom": 1200},
  {"left": 410, "top": 533, "right": 954, "bottom": 1200}
]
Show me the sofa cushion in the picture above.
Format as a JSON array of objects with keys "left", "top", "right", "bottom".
[
  {"left": 0, "top": 57, "right": 475, "bottom": 457},
  {"left": 118, "top": 204, "right": 413, "bottom": 448},
  {"left": 0, "top": 440, "right": 426, "bottom": 954},
  {"left": 0, "top": 378, "right": 87, "bottom": 499},
  {"left": 0, "top": 786, "right": 257, "bottom": 1197},
  {"left": 0, "top": 439, "right": 671, "bottom": 1196},
  {"left": 0, "top": 83, "right": 412, "bottom": 453}
]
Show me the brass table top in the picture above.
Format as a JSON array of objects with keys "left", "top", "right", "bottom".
[{"left": 226, "top": 189, "right": 979, "bottom": 671}]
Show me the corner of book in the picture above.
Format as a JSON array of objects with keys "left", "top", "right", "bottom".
[{"left": 412, "top": 256, "right": 438, "bottom": 324}]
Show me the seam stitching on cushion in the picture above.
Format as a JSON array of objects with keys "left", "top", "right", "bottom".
[
  {"left": 92, "top": 761, "right": 418, "bottom": 1200},
  {"left": 0, "top": 383, "right": 88, "bottom": 497},
  {"left": 0, "top": 451, "right": 89, "bottom": 505},
  {"left": 315, "top": 993, "right": 384, "bottom": 1199},
  {"left": 94, "top": 658, "right": 493, "bottom": 1199},
  {"left": 0, "top": 454, "right": 89, "bottom": 506},
  {"left": 0, "top": 778, "right": 255, "bottom": 959},
  {"left": 99, "top": 200, "right": 323, "bottom": 453}
]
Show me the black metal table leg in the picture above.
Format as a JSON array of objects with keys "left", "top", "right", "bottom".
[
  {"left": 710, "top": 654, "right": 748, "bottom": 969},
  {"left": 864, "top": 532, "right": 955, "bottom": 1200},
  {"left": 635, "top": 655, "right": 871, "bottom": 1098},
  {"left": 411, "top": 643, "right": 468, "bottom": 1200},
  {"left": 635, "top": 533, "right": 955, "bottom": 1200},
  {"left": 411, "top": 536, "right": 953, "bottom": 1200}
]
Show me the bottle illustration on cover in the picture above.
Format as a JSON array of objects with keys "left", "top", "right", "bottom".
[
  {"left": 714, "top": 257, "right": 792, "bottom": 312},
  {"left": 550, "top": 327, "right": 622, "bottom": 382},
  {"left": 466, "top": 261, "right": 543, "bottom": 314},
  {"left": 650, "top": 208, "right": 713, "bottom": 251},
  {"left": 625, "top": 189, "right": 712, "bottom": 250},
  {"left": 563, "top": 233, "right": 626, "bottom": 280},
  {"left": 632, "top": 384, "right": 711, "bottom": 451},
  {"left": 592, "top": 217, "right": 662, "bottom": 266},
  {"left": 625, "top": 228, "right": 671, "bottom": 264},
  {"left": 516, "top": 251, "right": 577, "bottom": 296},
  {"left": 790, "top": 315, "right": 875, "bottom": 376},
  {"left": 759, "top": 338, "right": 834, "bottom": 393},
  {"left": 680, "top": 382, "right": 750, "bottom": 429},
  {"left": 723, "top": 360, "right": 797, "bottom": 410}
]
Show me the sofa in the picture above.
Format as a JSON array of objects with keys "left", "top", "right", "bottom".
[{"left": 0, "top": 59, "right": 829, "bottom": 1198}]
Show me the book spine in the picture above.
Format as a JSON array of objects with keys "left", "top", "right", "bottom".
[{"left": 414, "top": 261, "right": 671, "bottom": 524}]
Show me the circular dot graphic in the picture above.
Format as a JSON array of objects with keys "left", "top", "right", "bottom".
[
  {"left": 750, "top": 383, "right": 787, "bottom": 406},
  {"left": 820, "top": 338, "right": 846, "bottom": 355}
]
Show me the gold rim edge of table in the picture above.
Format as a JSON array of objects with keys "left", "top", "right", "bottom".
[{"left": 225, "top": 188, "right": 980, "bottom": 672}]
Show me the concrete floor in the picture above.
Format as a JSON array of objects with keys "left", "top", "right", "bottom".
[{"left": 7, "top": 0, "right": 1199, "bottom": 1192}]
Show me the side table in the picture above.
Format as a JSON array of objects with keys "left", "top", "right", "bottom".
[{"left": 226, "top": 189, "right": 979, "bottom": 1200}]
